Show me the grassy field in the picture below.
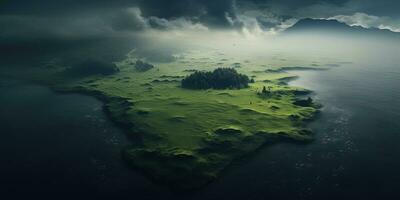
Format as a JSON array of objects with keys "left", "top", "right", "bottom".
[{"left": 2, "top": 50, "right": 331, "bottom": 190}]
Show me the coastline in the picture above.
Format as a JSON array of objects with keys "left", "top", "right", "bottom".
[
  {"left": 51, "top": 65, "right": 321, "bottom": 190},
  {"left": 1, "top": 64, "right": 323, "bottom": 191}
]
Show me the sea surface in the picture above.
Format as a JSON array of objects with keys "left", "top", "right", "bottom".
[{"left": 1, "top": 53, "right": 399, "bottom": 199}]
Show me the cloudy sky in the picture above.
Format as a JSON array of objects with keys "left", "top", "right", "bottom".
[
  {"left": 2, "top": 0, "right": 400, "bottom": 33},
  {"left": 1, "top": 0, "right": 399, "bottom": 66}
]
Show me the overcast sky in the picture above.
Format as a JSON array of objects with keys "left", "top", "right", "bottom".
[{"left": 1, "top": 0, "right": 400, "bottom": 35}]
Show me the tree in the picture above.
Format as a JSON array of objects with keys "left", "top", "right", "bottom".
[
  {"left": 134, "top": 60, "right": 154, "bottom": 72},
  {"left": 262, "top": 86, "right": 267, "bottom": 94}
]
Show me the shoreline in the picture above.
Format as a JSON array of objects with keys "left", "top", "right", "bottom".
[
  {"left": 52, "top": 67, "right": 322, "bottom": 190},
  {"left": 0, "top": 64, "right": 323, "bottom": 191}
]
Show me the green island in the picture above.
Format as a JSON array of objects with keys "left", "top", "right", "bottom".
[{"left": 4, "top": 50, "right": 326, "bottom": 190}]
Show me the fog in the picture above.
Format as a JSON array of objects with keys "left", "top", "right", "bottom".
[
  {"left": 1, "top": 15, "right": 400, "bottom": 90},
  {"left": 97, "top": 28, "right": 400, "bottom": 69}
]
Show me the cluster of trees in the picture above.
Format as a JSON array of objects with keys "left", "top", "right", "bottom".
[
  {"left": 262, "top": 86, "right": 270, "bottom": 94},
  {"left": 181, "top": 68, "right": 250, "bottom": 89},
  {"left": 134, "top": 60, "right": 154, "bottom": 72},
  {"left": 257, "top": 86, "right": 272, "bottom": 97}
]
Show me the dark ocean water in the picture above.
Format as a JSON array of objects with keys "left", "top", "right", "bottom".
[
  {"left": 1, "top": 55, "right": 399, "bottom": 199},
  {"left": 0, "top": 80, "right": 170, "bottom": 199}
]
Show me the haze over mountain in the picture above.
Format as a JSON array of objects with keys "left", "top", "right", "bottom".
[{"left": 285, "top": 18, "right": 400, "bottom": 39}]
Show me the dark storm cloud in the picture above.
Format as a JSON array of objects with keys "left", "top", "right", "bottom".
[
  {"left": 1, "top": 0, "right": 399, "bottom": 32},
  {"left": 238, "top": 0, "right": 400, "bottom": 17},
  {"left": 0, "top": 0, "right": 136, "bottom": 16},
  {"left": 137, "top": 0, "right": 237, "bottom": 28},
  {"left": 111, "top": 7, "right": 148, "bottom": 31},
  {"left": 0, "top": 0, "right": 238, "bottom": 28}
]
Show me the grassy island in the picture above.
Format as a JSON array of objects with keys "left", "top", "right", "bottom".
[{"left": 5, "top": 51, "right": 323, "bottom": 190}]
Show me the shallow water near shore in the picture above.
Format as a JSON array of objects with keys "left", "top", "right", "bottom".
[
  {"left": 1, "top": 54, "right": 400, "bottom": 199},
  {"left": 193, "top": 59, "right": 400, "bottom": 199}
]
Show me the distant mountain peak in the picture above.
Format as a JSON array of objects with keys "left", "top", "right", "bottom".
[
  {"left": 287, "top": 18, "right": 355, "bottom": 31},
  {"left": 285, "top": 18, "right": 399, "bottom": 38}
]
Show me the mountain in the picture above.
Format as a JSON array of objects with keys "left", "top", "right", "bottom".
[
  {"left": 287, "top": 18, "right": 351, "bottom": 32},
  {"left": 285, "top": 18, "right": 400, "bottom": 38}
]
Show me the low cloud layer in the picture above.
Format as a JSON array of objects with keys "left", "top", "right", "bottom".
[{"left": 330, "top": 13, "right": 400, "bottom": 32}]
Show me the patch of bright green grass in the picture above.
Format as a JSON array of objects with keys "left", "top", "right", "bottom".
[
  {"left": 3, "top": 50, "right": 325, "bottom": 190},
  {"left": 53, "top": 51, "right": 321, "bottom": 190}
]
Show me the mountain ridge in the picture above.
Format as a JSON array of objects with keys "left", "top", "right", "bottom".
[{"left": 285, "top": 18, "right": 399, "bottom": 38}]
